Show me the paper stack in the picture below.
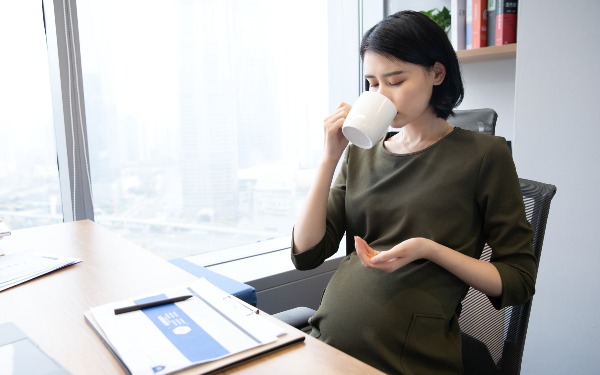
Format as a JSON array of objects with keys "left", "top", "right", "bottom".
[{"left": 0, "top": 253, "right": 81, "bottom": 292}]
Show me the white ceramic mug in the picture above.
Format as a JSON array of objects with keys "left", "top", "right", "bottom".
[{"left": 342, "top": 91, "right": 397, "bottom": 149}]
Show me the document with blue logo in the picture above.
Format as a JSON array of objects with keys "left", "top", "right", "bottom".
[{"left": 84, "top": 278, "right": 304, "bottom": 375}]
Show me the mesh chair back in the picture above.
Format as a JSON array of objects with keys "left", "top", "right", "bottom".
[
  {"left": 460, "top": 178, "right": 557, "bottom": 375},
  {"left": 448, "top": 108, "right": 498, "bottom": 135}
]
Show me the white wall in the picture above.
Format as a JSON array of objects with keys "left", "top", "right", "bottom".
[
  {"left": 459, "top": 59, "right": 516, "bottom": 140},
  {"left": 514, "top": 1, "right": 600, "bottom": 373}
]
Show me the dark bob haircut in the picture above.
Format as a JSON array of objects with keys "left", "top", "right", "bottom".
[{"left": 360, "top": 10, "right": 464, "bottom": 120}]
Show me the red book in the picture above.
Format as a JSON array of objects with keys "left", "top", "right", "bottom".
[
  {"left": 496, "top": 0, "right": 518, "bottom": 45},
  {"left": 472, "top": 0, "right": 487, "bottom": 48}
]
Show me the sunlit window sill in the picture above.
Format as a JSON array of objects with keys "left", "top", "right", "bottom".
[{"left": 182, "top": 235, "right": 346, "bottom": 288}]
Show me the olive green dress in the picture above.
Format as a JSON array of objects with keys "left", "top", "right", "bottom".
[{"left": 291, "top": 128, "right": 536, "bottom": 375}]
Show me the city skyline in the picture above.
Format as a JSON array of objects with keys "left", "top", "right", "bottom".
[{"left": 5, "top": 0, "right": 329, "bottom": 259}]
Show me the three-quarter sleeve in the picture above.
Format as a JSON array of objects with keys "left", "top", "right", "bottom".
[
  {"left": 476, "top": 137, "right": 536, "bottom": 309},
  {"left": 291, "top": 150, "right": 350, "bottom": 270}
]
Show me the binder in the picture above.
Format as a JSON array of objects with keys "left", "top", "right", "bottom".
[{"left": 84, "top": 278, "right": 305, "bottom": 374}]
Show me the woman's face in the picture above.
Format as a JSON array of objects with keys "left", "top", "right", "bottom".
[{"left": 363, "top": 51, "right": 443, "bottom": 128}]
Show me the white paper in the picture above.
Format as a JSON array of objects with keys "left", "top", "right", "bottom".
[{"left": 0, "top": 253, "right": 81, "bottom": 292}]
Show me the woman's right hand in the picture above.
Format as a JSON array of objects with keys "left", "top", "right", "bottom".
[
  {"left": 293, "top": 102, "right": 351, "bottom": 254},
  {"left": 322, "top": 102, "right": 351, "bottom": 161}
]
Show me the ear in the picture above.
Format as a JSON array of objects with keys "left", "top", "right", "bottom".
[{"left": 432, "top": 62, "right": 446, "bottom": 86}]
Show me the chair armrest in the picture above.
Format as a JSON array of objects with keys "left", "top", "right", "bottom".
[{"left": 273, "top": 307, "right": 316, "bottom": 333}]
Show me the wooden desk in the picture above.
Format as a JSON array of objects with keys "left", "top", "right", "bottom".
[{"left": 0, "top": 221, "right": 382, "bottom": 374}]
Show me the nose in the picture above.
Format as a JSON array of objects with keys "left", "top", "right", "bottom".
[{"left": 374, "top": 86, "right": 392, "bottom": 101}]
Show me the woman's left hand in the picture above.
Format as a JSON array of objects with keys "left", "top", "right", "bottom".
[
  {"left": 354, "top": 236, "right": 433, "bottom": 273},
  {"left": 355, "top": 236, "right": 503, "bottom": 296}
]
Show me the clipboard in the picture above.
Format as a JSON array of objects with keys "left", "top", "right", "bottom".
[
  {"left": 84, "top": 278, "right": 306, "bottom": 374},
  {"left": 86, "top": 312, "right": 305, "bottom": 375},
  {"left": 188, "top": 325, "right": 305, "bottom": 375}
]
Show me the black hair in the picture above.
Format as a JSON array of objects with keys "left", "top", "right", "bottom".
[{"left": 360, "top": 10, "right": 464, "bottom": 120}]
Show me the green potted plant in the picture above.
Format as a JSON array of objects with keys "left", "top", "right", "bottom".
[{"left": 421, "top": 7, "right": 451, "bottom": 34}]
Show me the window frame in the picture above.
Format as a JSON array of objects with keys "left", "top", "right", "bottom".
[{"left": 44, "top": 0, "right": 94, "bottom": 222}]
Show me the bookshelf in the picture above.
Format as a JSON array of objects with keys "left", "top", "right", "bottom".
[{"left": 457, "top": 43, "right": 517, "bottom": 63}]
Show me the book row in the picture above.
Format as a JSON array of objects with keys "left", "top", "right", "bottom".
[{"left": 451, "top": 0, "right": 518, "bottom": 50}]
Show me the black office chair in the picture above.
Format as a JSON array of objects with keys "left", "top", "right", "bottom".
[
  {"left": 460, "top": 178, "right": 556, "bottom": 375},
  {"left": 386, "top": 108, "right": 497, "bottom": 136},
  {"left": 448, "top": 108, "right": 497, "bottom": 135},
  {"left": 274, "top": 178, "right": 557, "bottom": 374}
]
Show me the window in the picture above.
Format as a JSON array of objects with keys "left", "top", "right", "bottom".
[
  {"left": 75, "top": 0, "right": 359, "bottom": 259},
  {"left": 0, "top": 2, "right": 63, "bottom": 229}
]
